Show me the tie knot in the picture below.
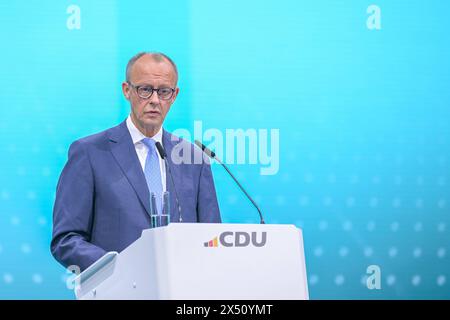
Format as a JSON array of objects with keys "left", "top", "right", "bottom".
[{"left": 142, "top": 138, "right": 156, "bottom": 150}]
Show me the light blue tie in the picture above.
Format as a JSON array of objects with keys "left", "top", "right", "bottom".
[{"left": 142, "top": 138, "right": 163, "bottom": 215}]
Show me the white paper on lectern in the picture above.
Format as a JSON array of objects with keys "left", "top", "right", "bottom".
[{"left": 76, "top": 223, "right": 308, "bottom": 300}]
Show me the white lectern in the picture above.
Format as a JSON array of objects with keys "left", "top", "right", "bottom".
[{"left": 74, "top": 223, "right": 308, "bottom": 300}]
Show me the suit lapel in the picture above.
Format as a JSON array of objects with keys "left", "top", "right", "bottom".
[
  {"left": 108, "top": 121, "right": 151, "bottom": 216},
  {"left": 162, "top": 129, "right": 182, "bottom": 222}
]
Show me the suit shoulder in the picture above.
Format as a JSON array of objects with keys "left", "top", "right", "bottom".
[
  {"left": 73, "top": 122, "right": 125, "bottom": 146},
  {"left": 69, "top": 122, "right": 125, "bottom": 153},
  {"left": 164, "top": 130, "right": 210, "bottom": 165},
  {"left": 164, "top": 131, "right": 202, "bottom": 153},
  {"left": 75, "top": 131, "right": 107, "bottom": 146}
]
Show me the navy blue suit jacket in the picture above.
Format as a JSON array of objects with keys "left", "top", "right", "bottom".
[{"left": 51, "top": 120, "right": 221, "bottom": 271}]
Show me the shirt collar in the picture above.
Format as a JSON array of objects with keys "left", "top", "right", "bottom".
[{"left": 126, "top": 115, "right": 163, "bottom": 145}]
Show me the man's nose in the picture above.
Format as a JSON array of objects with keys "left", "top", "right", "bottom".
[{"left": 148, "top": 90, "right": 160, "bottom": 105}]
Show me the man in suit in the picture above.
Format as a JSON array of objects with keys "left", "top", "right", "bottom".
[{"left": 51, "top": 52, "right": 221, "bottom": 271}]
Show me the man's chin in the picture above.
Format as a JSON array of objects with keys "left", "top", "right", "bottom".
[
  {"left": 141, "top": 118, "right": 163, "bottom": 130},
  {"left": 141, "top": 114, "right": 161, "bottom": 124}
]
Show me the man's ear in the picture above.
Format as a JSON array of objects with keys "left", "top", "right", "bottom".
[
  {"left": 172, "top": 87, "right": 180, "bottom": 102},
  {"left": 122, "top": 82, "right": 130, "bottom": 100}
]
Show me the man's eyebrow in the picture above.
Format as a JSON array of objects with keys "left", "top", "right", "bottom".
[
  {"left": 133, "top": 82, "right": 153, "bottom": 87},
  {"left": 134, "top": 82, "right": 173, "bottom": 87}
]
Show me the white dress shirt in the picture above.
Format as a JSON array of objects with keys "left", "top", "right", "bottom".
[{"left": 126, "top": 115, "right": 166, "bottom": 192}]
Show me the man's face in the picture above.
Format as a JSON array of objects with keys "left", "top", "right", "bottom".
[{"left": 122, "top": 55, "right": 179, "bottom": 135}]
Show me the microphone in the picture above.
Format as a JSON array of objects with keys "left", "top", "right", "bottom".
[
  {"left": 194, "top": 140, "right": 265, "bottom": 224},
  {"left": 155, "top": 141, "right": 183, "bottom": 222}
]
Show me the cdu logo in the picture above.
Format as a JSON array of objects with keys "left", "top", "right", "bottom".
[{"left": 204, "top": 231, "right": 267, "bottom": 248}]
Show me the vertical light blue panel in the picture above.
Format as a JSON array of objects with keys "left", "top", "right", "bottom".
[
  {"left": 188, "top": 0, "right": 450, "bottom": 299},
  {"left": 0, "top": 0, "right": 191, "bottom": 299},
  {"left": 0, "top": 1, "right": 121, "bottom": 299}
]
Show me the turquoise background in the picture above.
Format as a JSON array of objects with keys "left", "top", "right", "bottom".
[{"left": 0, "top": 1, "right": 449, "bottom": 299}]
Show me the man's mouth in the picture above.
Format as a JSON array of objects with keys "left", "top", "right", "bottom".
[{"left": 144, "top": 110, "right": 161, "bottom": 115}]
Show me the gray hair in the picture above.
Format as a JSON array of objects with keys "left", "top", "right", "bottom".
[{"left": 125, "top": 51, "right": 178, "bottom": 85}]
